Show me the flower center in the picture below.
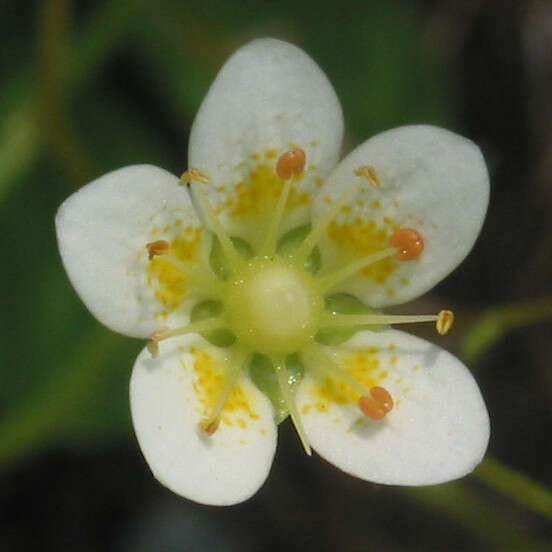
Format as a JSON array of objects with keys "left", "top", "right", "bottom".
[
  {"left": 226, "top": 257, "right": 323, "bottom": 353},
  {"left": 145, "top": 151, "right": 455, "bottom": 448}
]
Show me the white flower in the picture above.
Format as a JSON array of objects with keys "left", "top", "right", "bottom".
[{"left": 56, "top": 39, "right": 490, "bottom": 506}]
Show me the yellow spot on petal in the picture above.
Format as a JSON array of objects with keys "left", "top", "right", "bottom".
[
  {"left": 191, "top": 348, "right": 258, "bottom": 428},
  {"left": 147, "top": 227, "right": 203, "bottom": 312},
  {"left": 315, "top": 401, "right": 328, "bottom": 412},
  {"left": 327, "top": 217, "right": 399, "bottom": 284},
  {"left": 316, "top": 349, "right": 385, "bottom": 406}
]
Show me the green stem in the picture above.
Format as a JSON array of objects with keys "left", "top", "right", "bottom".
[
  {"left": 463, "top": 297, "right": 552, "bottom": 365},
  {"left": 402, "top": 481, "right": 552, "bottom": 551},
  {"left": 473, "top": 457, "right": 552, "bottom": 521}
]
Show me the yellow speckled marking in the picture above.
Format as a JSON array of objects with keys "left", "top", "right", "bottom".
[
  {"left": 147, "top": 227, "right": 203, "bottom": 311},
  {"left": 191, "top": 348, "right": 259, "bottom": 429},
  {"left": 149, "top": 260, "right": 187, "bottom": 309},
  {"left": 327, "top": 217, "right": 399, "bottom": 284},
  {"left": 314, "top": 350, "right": 383, "bottom": 407},
  {"left": 229, "top": 163, "right": 309, "bottom": 218}
]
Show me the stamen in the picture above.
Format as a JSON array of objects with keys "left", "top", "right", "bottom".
[
  {"left": 261, "top": 149, "right": 306, "bottom": 256},
  {"left": 180, "top": 168, "right": 211, "bottom": 184},
  {"left": 276, "top": 149, "right": 306, "bottom": 180},
  {"left": 358, "top": 386, "right": 394, "bottom": 420},
  {"left": 390, "top": 228, "right": 424, "bottom": 261},
  {"left": 199, "top": 418, "right": 220, "bottom": 435},
  {"left": 273, "top": 355, "right": 312, "bottom": 456},
  {"left": 321, "top": 312, "right": 439, "bottom": 328},
  {"left": 146, "top": 240, "right": 191, "bottom": 275},
  {"left": 357, "top": 396, "right": 386, "bottom": 420},
  {"left": 182, "top": 169, "right": 242, "bottom": 270},
  {"left": 370, "top": 386, "right": 393, "bottom": 412},
  {"left": 318, "top": 247, "right": 398, "bottom": 292},
  {"left": 294, "top": 182, "right": 362, "bottom": 265},
  {"left": 436, "top": 309, "right": 454, "bottom": 335},
  {"left": 199, "top": 348, "right": 248, "bottom": 436},
  {"left": 146, "top": 339, "right": 160, "bottom": 358},
  {"left": 354, "top": 165, "right": 380, "bottom": 187},
  {"left": 146, "top": 240, "right": 169, "bottom": 260},
  {"left": 147, "top": 318, "right": 225, "bottom": 357}
]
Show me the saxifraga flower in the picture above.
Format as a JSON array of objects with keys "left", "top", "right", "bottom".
[{"left": 56, "top": 39, "right": 490, "bottom": 506}]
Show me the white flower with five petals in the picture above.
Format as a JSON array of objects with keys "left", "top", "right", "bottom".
[{"left": 56, "top": 38, "right": 490, "bottom": 506}]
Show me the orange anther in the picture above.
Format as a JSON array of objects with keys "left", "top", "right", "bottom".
[
  {"left": 436, "top": 309, "right": 454, "bottom": 335},
  {"left": 276, "top": 148, "right": 306, "bottom": 179},
  {"left": 146, "top": 240, "right": 169, "bottom": 260},
  {"left": 199, "top": 417, "right": 220, "bottom": 436},
  {"left": 390, "top": 228, "right": 424, "bottom": 261},
  {"left": 358, "top": 396, "right": 386, "bottom": 420},
  {"left": 359, "top": 386, "right": 394, "bottom": 420},
  {"left": 370, "top": 386, "right": 393, "bottom": 413}
]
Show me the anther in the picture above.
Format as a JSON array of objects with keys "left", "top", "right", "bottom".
[
  {"left": 146, "top": 240, "right": 170, "bottom": 260},
  {"left": 390, "top": 228, "right": 424, "bottom": 261},
  {"left": 370, "top": 386, "right": 393, "bottom": 412},
  {"left": 199, "top": 417, "right": 220, "bottom": 436},
  {"left": 358, "top": 386, "right": 394, "bottom": 420},
  {"left": 180, "top": 168, "right": 211, "bottom": 185},
  {"left": 146, "top": 339, "right": 159, "bottom": 358},
  {"left": 354, "top": 165, "right": 380, "bottom": 187},
  {"left": 436, "top": 309, "right": 454, "bottom": 335},
  {"left": 276, "top": 149, "right": 306, "bottom": 180},
  {"left": 146, "top": 326, "right": 169, "bottom": 358}
]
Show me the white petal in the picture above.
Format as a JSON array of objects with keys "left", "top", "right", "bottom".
[
  {"left": 297, "top": 330, "right": 489, "bottom": 485},
  {"left": 130, "top": 335, "right": 277, "bottom": 505},
  {"left": 188, "top": 38, "right": 343, "bottom": 245},
  {"left": 313, "top": 125, "right": 489, "bottom": 306},
  {"left": 56, "top": 165, "right": 205, "bottom": 338}
]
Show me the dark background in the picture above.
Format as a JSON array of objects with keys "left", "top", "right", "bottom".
[{"left": 1, "top": 0, "right": 552, "bottom": 550}]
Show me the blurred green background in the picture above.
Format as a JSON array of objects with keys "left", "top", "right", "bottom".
[{"left": 2, "top": 0, "right": 552, "bottom": 550}]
